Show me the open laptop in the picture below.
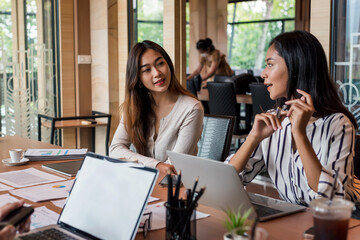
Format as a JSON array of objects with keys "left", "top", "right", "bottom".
[
  {"left": 17, "top": 152, "right": 158, "bottom": 240},
  {"left": 167, "top": 151, "right": 306, "bottom": 222}
]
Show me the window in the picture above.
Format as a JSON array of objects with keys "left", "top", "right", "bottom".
[
  {"left": 134, "top": 0, "right": 163, "bottom": 46},
  {"left": 331, "top": 0, "right": 360, "bottom": 129},
  {"left": 0, "top": 0, "right": 60, "bottom": 140},
  {"left": 227, "top": 0, "right": 295, "bottom": 72}
]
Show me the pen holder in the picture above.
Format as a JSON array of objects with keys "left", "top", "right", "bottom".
[{"left": 165, "top": 202, "right": 197, "bottom": 240}]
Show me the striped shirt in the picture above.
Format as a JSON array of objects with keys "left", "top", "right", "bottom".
[{"left": 229, "top": 113, "right": 360, "bottom": 205}]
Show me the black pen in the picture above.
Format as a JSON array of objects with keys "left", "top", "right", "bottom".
[
  {"left": 167, "top": 170, "right": 173, "bottom": 206},
  {"left": 190, "top": 177, "right": 199, "bottom": 202},
  {"left": 174, "top": 170, "right": 181, "bottom": 207}
]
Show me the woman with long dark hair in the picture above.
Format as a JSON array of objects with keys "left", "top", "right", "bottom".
[
  {"left": 186, "top": 38, "right": 233, "bottom": 83},
  {"left": 229, "top": 31, "right": 359, "bottom": 205},
  {"left": 110, "top": 40, "right": 204, "bottom": 174}
]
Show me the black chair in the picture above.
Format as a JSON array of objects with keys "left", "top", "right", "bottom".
[
  {"left": 186, "top": 79, "right": 197, "bottom": 97},
  {"left": 214, "top": 75, "right": 232, "bottom": 83},
  {"left": 231, "top": 73, "right": 257, "bottom": 94},
  {"left": 193, "top": 75, "right": 202, "bottom": 92},
  {"left": 207, "top": 82, "right": 247, "bottom": 135},
  {"left": 197, "top": 114, "right": 234, "bottom": 162},
  {"left": 354, "top": 135, "right": 360, "bottom": 179},
  {"left": 249, "top": 83, "right": 276, "bottom": 121}
]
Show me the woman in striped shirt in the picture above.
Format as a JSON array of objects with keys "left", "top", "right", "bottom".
[{"left": 229, "top": 31, "right": 360, "bottom": 205}]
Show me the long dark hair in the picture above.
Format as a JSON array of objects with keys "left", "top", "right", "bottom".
[
  {"left": 121, "top": 40, "right": 195, "bottom": 154},
  {"left": 270, "top": 31, "right": 358, "bottom": 128},
  {"left": 196, "top": 38, "right": 215, "bottom": 52}
]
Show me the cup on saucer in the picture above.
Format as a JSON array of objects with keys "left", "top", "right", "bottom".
[{"left": 9, "top": 149, "right": 25, "bottom": 163}]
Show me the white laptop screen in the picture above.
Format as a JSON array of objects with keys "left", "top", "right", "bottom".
[{"left": 58, "top": 154, "right": 158, "bottom": 240}]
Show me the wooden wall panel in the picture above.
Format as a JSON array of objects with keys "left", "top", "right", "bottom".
[
  {"left": 108, "top": 1, "right": 119, "bottom": 142},
  {"left": 117, "top": 0, "right": 130, "bottom": 116},
  {"left": 189, "top": 0, "right": 206, "bottom": 73},
  {"left": 59, "top": 0, "right": 76, "bottom": 148},
  {"left": 310, "top": 0, "right": 331, "bottom": 62},
  {"left": 75, "top": 0, "right": 92, "bottom": 150},
  {"left": 189, "top": 0, "right": 228, "bottom": 74},
  {"left": 90, "top": 0, "right": 109, "bottom": 154},
  {"left": 163, "top": 0, "right": 186, "bottom": 85}
]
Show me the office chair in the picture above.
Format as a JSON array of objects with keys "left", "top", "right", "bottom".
[
  {"left": 207, "top": 82, "right": 248, "bottom": 136},
  {"left": 249, "top": 83, "right": 276, "bottom": 121},
  {"left": 214, "top": 75, "right": 232, "bottom": 83},
  {"left": 186, "top": 79, "right": 197, "bottom": 97},
  {"left": 197, "top": 114, "right": 234, "bottom": 162},
  {"left": 354, "top": 135, "right": 360, "bottom": 179},
  {"left": 231, "top": 73, "right": 257, "bottom": 94}
]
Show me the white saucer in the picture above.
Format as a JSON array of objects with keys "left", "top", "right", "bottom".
[{"left": 2, "top": 158, "right": 30, "bottom": 166}]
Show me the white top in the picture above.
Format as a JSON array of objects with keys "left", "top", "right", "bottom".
[
  {"left": 228, "top": 113, "right": 360, "bottom": 205},
  {"left": 109, "top": 95, "right": 204, "bottom": 168}
]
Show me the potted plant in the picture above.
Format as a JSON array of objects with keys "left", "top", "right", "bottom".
[{"left": 223, "top": 207, "right": 253, "bottom": 240}]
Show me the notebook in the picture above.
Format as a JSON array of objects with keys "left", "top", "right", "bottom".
[
  {"left": 167, "top": 151, "right": 306, "bottom": 222},
  {"left": 17, "top": 152, "right": 158, "bottom": 240},
  {"left": 42, "top": 160, "right": 83, "bottom": 177}
]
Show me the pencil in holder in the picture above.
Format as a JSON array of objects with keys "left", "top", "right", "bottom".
[{"left": 164, "top": 202, "right": 197, "bottom": 240}]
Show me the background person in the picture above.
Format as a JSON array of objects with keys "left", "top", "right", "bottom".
[
  {"left": 109, "top": 40, "right": 204, "bottom": 174},
  {"left": 229, "top": 30, "right": 360, "bottom": 205},
  {"left": 0, "top": 201, "right": 31, "bottom": 240},
  {"left": 186, "top": 38, "right": 234, "bottom": 84}
]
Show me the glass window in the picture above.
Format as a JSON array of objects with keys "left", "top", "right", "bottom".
[
  {"left": 331, "top": 0, "right": 360, "bottom": 129},
  {"left": 227, "top": 0, "right": 295, "bottom": 72},
  {"left": 135, "top": 0, "right": 163, "bottom": 46},
  {"left": 0, "top": 0, "right": 12, "bottom": 133}
]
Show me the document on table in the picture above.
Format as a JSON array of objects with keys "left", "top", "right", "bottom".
[
  {"left": 10, "top": 180, "right": 74, "bottom": 202},
  {"left": 148, "top": 196, "right": 160, "bottom": 203},
  {"left": 0, "top": 193, "right": 21, "bottom": 207},
  {"left": 30, "top": 206, "right": 59, "bottom": 230},
  {"left": 0, "top": 168, "right": 66, "bottom": 188},
  {"left": 0, "top": 182, "right": 14, "bottom": 191},
  {"left": 51, "top": 199, "right": 66, "bottom": 208},
  {"left": 140, "top": 201, "right": 210, "bottom": 231}
]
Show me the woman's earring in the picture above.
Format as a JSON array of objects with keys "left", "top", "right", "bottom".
[{"left": 138, "top": 82, "right": 143, "bottom": 88}]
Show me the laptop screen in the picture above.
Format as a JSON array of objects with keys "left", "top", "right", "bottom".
[{"left": 58, "top": 153, "right": 158, "bottom": 240}]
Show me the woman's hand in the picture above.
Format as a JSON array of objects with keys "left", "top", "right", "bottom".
[
  {"left": 285, "top": 89, "right": 315, "bottom": 136},
  {"left": 249, "top": 110, "right": 285, "bottom": 142},
  {"left": 0, "top": 200, "right": 31, "bottom": 240},
  {"left": 156, "top": 162, "right": 177, "bottom": 175}
]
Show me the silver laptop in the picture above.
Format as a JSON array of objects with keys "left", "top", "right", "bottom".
[
  {"left": 167, "top": 151, "right": 306, "bottom": 222},
  {"left": 17, "top": 152, "right": 158, "bottom": 240}
]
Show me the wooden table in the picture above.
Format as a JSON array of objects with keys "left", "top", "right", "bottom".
[
  {"left": 197, "top": 88, "right": 252, "bottom": 104},
  {"left": 1, "top": 136, "right": 360, "bottom": 239}
]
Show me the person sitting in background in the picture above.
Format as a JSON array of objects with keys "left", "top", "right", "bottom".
[
  {"left": 109, "top": 40, "right": 204, "bottom": 174},
  {"left": 0, "top": 201, "right": 30, "bottom": 240},
  {"left": 186, "top": 38, "right": 234, "bottom": 84},
  {"left": 229, "top": 30, "right": 360, "bottom": 205}
]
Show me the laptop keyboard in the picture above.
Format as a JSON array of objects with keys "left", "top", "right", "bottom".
[
  {"left": 19, "top": 228, "right": 78, "bottom": 240},
  {"left": 252, "top": 203, "right": 282, "bottom": 218}
]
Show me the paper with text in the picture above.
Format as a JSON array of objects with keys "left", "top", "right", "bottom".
[
  {"left": 10, "top": 180, "right": 74, "bottom": 202},
  {"left": 30, "top": 206, "right": 59, "bottom": 230},
  {"left": 0, "top": 182, "right": 14, "bottom": 191},
  {"left": 0, "top": 168, "right": 65, "bottom": 188}
]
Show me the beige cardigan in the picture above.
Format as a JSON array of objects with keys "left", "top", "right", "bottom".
[{"left": 109, "top": 95, "right": 204, "bottom": 168}]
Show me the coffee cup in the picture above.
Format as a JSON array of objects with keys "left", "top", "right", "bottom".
[
  {"left": 9, "top": 149, "right": 25, "bottom": 163},
  {"left": 310, "top": 198, "right": 354, "bottom": 240}
]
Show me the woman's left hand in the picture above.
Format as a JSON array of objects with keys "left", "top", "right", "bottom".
[{"left": 285, "top": 89, "right": 315, "bottom": 136}]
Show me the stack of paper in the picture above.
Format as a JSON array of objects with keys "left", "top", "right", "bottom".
[{"left": 25, "top": 149, "right": 87, "bottom": 161}]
